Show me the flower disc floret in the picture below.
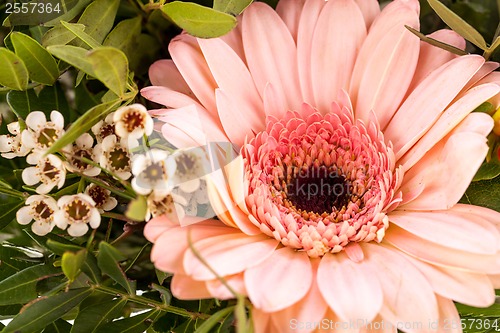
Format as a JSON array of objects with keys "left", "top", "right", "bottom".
[
  {"left": 22, "top": 153, "right": 66, "bottom": 194},
  {"left": 21, "top": 111, "right": 64, "bottom": 152},
  {"left": 16, "top": 195, "right": 58, "bottom": 236},
  {"left": 54, "top": 194, "right": 100, "bottom": 237},
  {"left": 113, "top": 104, "right": 153, "bottom": 140}
]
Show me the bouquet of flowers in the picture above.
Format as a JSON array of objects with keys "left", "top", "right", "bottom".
[{"left": 1, "top": 0, "right": 500, "bottom": 332}]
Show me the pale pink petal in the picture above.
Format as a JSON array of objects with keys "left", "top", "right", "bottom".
[
  {"left": 388, "top": 210, "right": 498, "bottom": 255},
  {"left": 384, "top": 225, "right": 500, "bottom": 274},
  {"left": 406, "top": 257, "right": 494, "bottom": 307},
  {"left": 435, "top": 296, "right": 461, "bottom": 333},
  {"left": 148, "top": 59, "right": 193, "bottom": 96},
  {"left": 245, "top": 247, "right": 312, "bottom": 312},
  {"left": 169, "top": 34, "right": 217, "bottom": 115},
  {"left": 317, "top": 251, "right": 382, "bottom": 323},
  {"left": 251, "top": 308, "right": 273, "bottom": 333},
  {"left": 296, "top": 0, "right": 325, "bottom": 104},
  {"left": 459, "top": 61, "right": 499, "bottom": 96},
  {"left": 242, "top": 2, "right": 302, "bottom": 111},
  {"left": 151, "top": 221, "right": 238, "bottom": 274},
  {"left": 407, "top": 29, "right": 465, "bottom": 93},
  {"left": 452, "top": 203, "right": 500, "bottom": 231},
  {"left": 276, "top": 0, "right": 306, "bottom": 42},
  {"left": 311, "top": 0, "right": 366, "bottom": 114},
  {"left": 141, "top": 86, "right": 202, "bottom": 109},
  {"left": 385, "top": 55, "right": 484, "bottom": 159},
  {"left": 263, "top": 82, "right": 287, "bottom": 118},
  {"left": 171, "top": 274, "right": 212, "bottom": 300},
  {"left": 360, "top": 317, "right": 397, "bottom": 333},
  {"left": 354, "top": 0, "right": 380, "bottom": 29},
  {"left": 270, "top": 259, "right": 328, "bottom": 333},
  {"left": 205, "top": 273, "right": 247, "bottom": 300},
  {"left": 184, "top": 233, "right": 278, "bottom": 280},
  {"left": 350, "top": 2, "right": 419, "bottom": 128},
  {"left": 475, "top": 71, "right": 500, "bottom": 107},
  {"left": 364, "top": 243, "right": 439, "bottom": 333},
  {"left": 220, "top": 23, "right": 246, "bottom": 63},
  {"left": 225, "top": 155, "right": 249, "bottom": 214},
  {"left": 399, "top": 83, "right": 500, "bottom": 170}
]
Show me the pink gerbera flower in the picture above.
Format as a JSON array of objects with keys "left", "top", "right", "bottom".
[{"left": 142, "top": 0, "right": 500, "bottom": 331}]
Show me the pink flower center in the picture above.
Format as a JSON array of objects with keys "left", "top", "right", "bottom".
[{"left": 242, "top": 105, "right": 403, "bottom": 257}]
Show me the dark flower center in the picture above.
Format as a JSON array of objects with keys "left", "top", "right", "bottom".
[
  {"left": 37, "top": 127, "right": 59, "bottom": 148},
  {"left": 34, "top": 201, "right": 53, "bottom": 220},
  {"left": 42, "top": 161, "right": 59, "bottom": 181},
  {"left": 123, "top": 111, "right": 145, "bottom": 132},
  {"left": 72, "top": 149, "right": 92, "bottom": 170},
  {"left": 88, "top": 186, "right": 108, "bottom": 207},
  {"left": 65, "top": 199, "right": 90, "bottom": 222},
  {"left": 109, "top": 147, "right": 130, "bottom": 171}
]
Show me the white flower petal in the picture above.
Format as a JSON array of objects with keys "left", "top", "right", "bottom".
[
  {"left": 16, "top": 206, "right": 33, "bottom": 225},
  {"left": 89, "top": 208, "right": 101, "bottom": 229},
  {"left": 54, "top": 210, "right": 68, "bottom": 229},
  {"left": 22, "top": 167, "right": 40, "bottom": 186},
  {"left": 32, "top": 220, "right": 54, "bottom": 236},
  {"left": 50, "top": 110, "right": 65, "bottom": 128},
  {"left": 26, "top": 111, "right": 47, "bottom": 129},
  {"left": 68, "top": 223, "right": 89, "bottom": 237},
  {"left": 76, "top": 133, "right": 94, "bottom": 148}
]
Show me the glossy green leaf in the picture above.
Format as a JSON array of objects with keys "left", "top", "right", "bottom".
[
  {"left": 11, "top": 32, "right": 59, "bottom": 85},
  {"left": 95, "top": 310, "right": 161, "bottom": 333},
  {"left": 0, "top": 305, "right": 22, "bottom": 320},
  {"left": 0, "top": 48, "right": 29, "bottom": 90},
  {"left": 71, "top": 298, "right": 127, "bottom": 333},
  {"left": 194, "top": 306, "right": 234, "bottom": 333},
  {"left": 47, "top": 45, "right": 95, "bottom": 76},
  {"left": 42, "top": 23, "right": 86, "bottom": 47},
  {"left": 43, "top": 0, "right": 93, "bottom": 27},
  {"left": 0, "top": 265, "right": 61, "bottom": 305},
  {"left": 125, "top": 195, "right": 147, "bottom": 222},
  {"left": 44, "top": 99, "right": 120, "bottom": 155},
  {"left": 0, "top": 246, "right": 33, "bottom": 281},
  {"left": 2, "top": 0, "right": 81, "bottom": 26},
  {"left": 2, "top": 288, "right": 92, "bottom": 333},
  {"left": 0, "top": 200, "right": 25, "bottom": 232},
  {"left": 7, "top": 85, "right": 70, "bottom": 120},
  {"left": 77, "top": 0, "right": 120, "bottom": 44},
  {"left": 97, "top": 242, "right": 135, "bottom": 294},
  {"left": 460, "top": 174, "right": 500, "bottom": 212},
  {"left": 62, "top": 249, "right": 87, "bottom": 282},
  {"left": 42, "top": 319, "right": 73, "bottom": 333},
  {"left": 103, "top": 16, "right": 142, "bottom": 57},
  {"left": 161, "top": 2, "right": 237, "bottom": 38},
  {"left": 213, "top": 0, "right": 253, "bottom": 15},
  {"left": 61, "top": 21, "right": 101, "bottom": 49},
  {"left": 87, "top": 47, "right": 129, "bottom": 97},
  {"left": 45, "top": 239, "right": 84, "bottom": 255},
  {"left": 427, "top": 0, "right": 487, "bottom": 50}
]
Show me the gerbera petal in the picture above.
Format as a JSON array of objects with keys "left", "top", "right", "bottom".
[
  {"left": 317, "top": 251, "right": 382, "bottom": 323},
  {"left": 354, "top": 0, "right": 380, "bottom": 29},
  {"left": 311, "top": 0, "right": 366, "bottom": 114},
  {"left": 385, "top": 55, "right": 485, "bottom": 159},
  {"left": 435, "top": 296, "right": 461, "bottom": 333},
  {"left": 407, "top": 29, "right": 465, "bottom": 93},
  {"left": 364, "top": 243, "right": 438, "bottom": 333},
  {"left": 148, "top": 59, "right": 192, "bottom": 95},
  {"left": 205, "top": 273, "right": 247, "bottom": 300},
  {"left": 384, "top": 225, "right": 500, "bottom": 274},
  {"left": 407, "top": 257, "right": 494, "bottom": 307},
  {"left": 245, "top": 247, "right": 312, "bottom": 312},
  {"left": 170, "top": 274, "right": 212, "bottom": 300},
  {"left": 169, "top": 34, "right": 217, "bottom": 115},
  {"left": 388, "top": 209, "right": 499, "bottom": 255},
  {"left": 350, "top": 2, "right": 419, "bottom": 128},
  {"left": 275, "top": 0, "right": 306, "bottom": 42},
  {"left": 242, "top": 2, "right": 302, "bottom": 111},
  {"left": 183, "top": 233, "right": 278, "bottom": 280},
  {"left": 399, "top": 83, "right": 500, "bottom": 170},
  {"left": 141, "top": 86, "right": 202, "bottom": 109}
]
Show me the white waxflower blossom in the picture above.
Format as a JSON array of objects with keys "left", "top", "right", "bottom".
[
  {"left": 0, "top": 122, "right": 30, "bottom": 158},
  {"left": 63, "top": 133, "right": 100, "bottom": 176},
  {"left": 131, "top": 149, "right": 177, "bottom": 196},
  {"left": 113, "top": 104, "right": 153, "bottom": 140},
  {"left": 84, "top": 183, "right": 117, "bottom": 213},
  {"left": 21, "top": 111, "right": 64, "bottom": 152},
  {"left": 146, "top": 192, "right": 187, "bottom": 222},
  {"left": 175, "top": 179, "right": 213, "bottom": 218},
  {"left": 54, "top": 194, "right": 100, "bottom": 237},
  {"left": 170, "top": 147, "right": 212, "bottom": 193},
  {"left": 16, "top": 195, "right": 58, "bottom": 236},
  {"left": 94, "top": 135, "right": 132, "bottom": 180},
  {"left": 91, "top": 112, "right": 117, "bottom": 143},
  {"left": 22, "top": 153, "right": 66, "bottom": 194}
]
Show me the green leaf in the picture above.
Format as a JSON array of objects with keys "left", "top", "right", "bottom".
[
  {"left": 46, "top": 45, "right": 95, "bottom": 76},
  {"left": 42, "top": 0, "right": 94, "bottom": 27},
  {"left": 60, "top": 21, "right": 101, "bottom": 49},
  {"left": 2, "top": 0, "right": 82, "bottom": 26},
  {"left": 125, "top": 195, "right": 147, "bottom": 222},
  {"left": 0, "top": 246, "right": 33, "bottom": 281},
  {"left": 42, "top": 23, "right": 86, "bottom": 47},
  {"left": 0, "top": 265, "right": 61, "bottom": 305},
  {"left": 44, "top": 99, "right": 120, "bottom": 155},
  {"left": 45, "top": 239, "right": 84, "bottom": 256},
  {"left": 0, "top": 47, "right": 29, "bottom": 90},
  {"left": 0, "top": 304, "right": 22, "bottom": 320},
  {"left": 427, "top": 0, "right": 487, "bottom": 50},
  {"left": 95, "top": 310, "right": 161, "bottom": 333},
  {"left": 473, "top": 159, "right": 500, "bottom": 181},
  {"left": 161, "top": 2, "right": 237, "bottom": 39},
  {"left": 194, "top": 306, "right": 234, "bottom": 333},
  {"left": 460, "top": 174, "right": 500, "bottom": 212},
  {"left": 62, "top": 249, "right": 87, "bottom": 282},
  {"left": 71, "top": 299, "right": 126, "bottom": 333},
  {"left": 11, "top": 32, "right": 60, "bottom": 85},
  {"left": 155, "top": 269, "right": 170, "bottom": 285},
  {"left": 103, "top": 17, "right": 142, "bottom": 58},
  {"left": 7, "top": 85, "right": 70, "bottom": 120},
  {"left": 87, "top": 47, "right": 129, "bottom": 97},
  {"left": 213, "top": 0, "right": 253, "bottom": 16},
  {"left": 0, "top": 200, "right": 25, "bottom": 232},
  {"left": 77, "top": 0, "right": 120, "bottom": 44},
  {"left": 97, "top": 242, "right": 135, "bottom": 294},
  {"left": 2, "top": 288, "right": 92, "bottom": 333},
  {"left": 42, "top": 319, "right": 73, "bottom": 333}
]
